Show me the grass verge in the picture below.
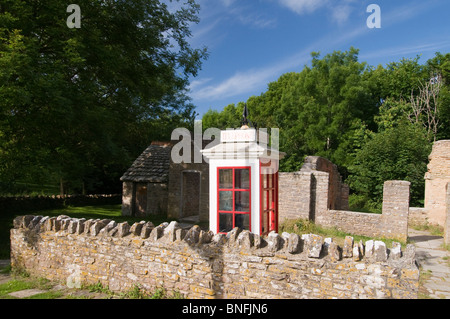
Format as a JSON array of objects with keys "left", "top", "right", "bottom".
[{"left": 280, "top": 218, "right": 408, "bottom": 247}]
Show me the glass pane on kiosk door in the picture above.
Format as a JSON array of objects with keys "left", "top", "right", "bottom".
[
  {"left": 219, "top": 191, "right": 233, "bottom": 211},
  {"left": 235, "top": 191, "right": 250, "bottom": 212},
  {"left": 235, "top": 214, "right": 250, "bottom": 230},
  {"left": 219, "top": 169, "right": 233, "bottom": 189},
  {"left": 219, "top": 213, "right": 233, "bottom": 233},
  {"left": 235, "top": 169, "right": 250, "bottom": 189}
]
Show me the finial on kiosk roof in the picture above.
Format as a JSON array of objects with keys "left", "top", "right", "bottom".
[{"left": 241, "top": 103, "right": 249, "bottom": 129}]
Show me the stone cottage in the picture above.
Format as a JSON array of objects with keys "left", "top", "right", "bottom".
[{"left": 120, "top": 140, "right": 210, "bottom": 222}]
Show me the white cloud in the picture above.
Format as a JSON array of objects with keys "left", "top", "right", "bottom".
[
  {"left": 191, "top": 50, "right": 311, "bottom": 101},
  {"left": 191, "top": 70, "right": 270, "bottom": 101},
  {"left": 220, "top": 0, "right": 236, "bottom": 7},
  {"left": 278, "top": 0, "right": 328, "bottom": 15},
  {"left": 331, "top": 4, "right": 353, "bottom": 25},
  {"left": 189, "top": 78, "right": 213, "bottom": 91},
  {"left": 278, "top": 0, "right": 359, "bottom": 24}
]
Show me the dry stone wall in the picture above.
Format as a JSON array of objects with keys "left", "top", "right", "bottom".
[{"left": 11, "top": 214, "right": 419, "bottom": 299}]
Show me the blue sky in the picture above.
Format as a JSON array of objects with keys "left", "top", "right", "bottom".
[{"left": 185, "top": 0, "right": 450, "bottom": 118}]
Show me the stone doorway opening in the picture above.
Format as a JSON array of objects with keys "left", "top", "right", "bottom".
[{"left": 181, "top": 171, "right": 201, "bottom": 220}]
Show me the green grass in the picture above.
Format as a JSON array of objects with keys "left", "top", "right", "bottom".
[
  {"left": 410, "top": 221, "right": 444, "bottom": 237},
  {"left": 0, "top": 275, "right": 61, "bottom": 299},
  {"left": 0, "top": 276, "right": 183, "bottom": 299},
  {"left": 30, "top": 204, "right": 171, "bottom": 225},
  {"left": 1, "top": 181, "right": 61, "bottom": 197},
  {"left": 280, "top": 218, "right": 407, "bottom": 247},
  {"left": 0, "top": 279, "right": 35, "bottom": 298}
]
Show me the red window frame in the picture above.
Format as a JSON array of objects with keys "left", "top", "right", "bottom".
[
  {"left": 217, "top": 167, "right": 251, "bottom": 234},
  {"left": 260, "top": 161, "right": 278, "bottom": 236}
]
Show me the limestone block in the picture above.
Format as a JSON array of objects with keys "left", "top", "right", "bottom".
[
  {"left": 403, "top": 244, "right": 417, "bottom": 267},
  {"left": 267, "top": 231, "right": 283, "bottom": 252},
  {"left": 140, "top": 222, "right": 154, "bottom": 239},
  {"left": 199, "top": 230, "right": 214, "bottom": 244},
  {"left": 365, "top": 240, "right": 374, "bottom": 258},
  {"left": 90, "top": 219, "right": 112, "bottom": 236},
  {"left": 130, "top": 221, "right": 146, "bottom": 236},
  {"left": 175, "top": 228, "right": 187, "bottom": 241},
  {"left": 67, "top": 219, "right": 79, "bottom": 234},
  {"left": 117, "top": 222, "right": 131, "bottom": 238},
  {"left": 374, "top": 241, "right": 387, "bottom": 262},
  {"left": 44, "top": 217, "right": 57, "bottom": 232},
  {"left": 184, "top": 225, "right": 201, "bottom": 245},
  {"left": 29, "top": 216, "right": 43, "bottom": 230},
  {"left": 302, "top": 234, "right": 323, "bottom": 258},
  {"left": 343, "top": 236, "right": 354, "bottom": 258},
  {"left": 149, "top": 225, "right": 164, "bottom": 241},
  {"left": 83, "top": 219, "right": 94, "bottom": 234},
  {"left": 162, "top": 221, "right": 180, "bottom": 242},
  {"left": 287, "top": 233, "right": 302, "bottom": 254},
  {"left": 226, "top": 228, "right": 242, "bottom": 246},
  {"left": 212, "top": 233, "right": 227, "bottom": 245},
  {"left": 76, "top": 219, "right": 86, "bottom": 234},
  {"left": 390, "top": 242, "right": 402, "bottom": 260},
  {"left": 99, "top": 220, "right": 117, "bottom": 236},
  {"left": 328, "top": 241, "right": 341, "bottom": 262},
  {"left": 13, "top": 215, "right": 34, "bottom": 229},
  {"left": 237, "top": 230, "right": 254, "bottom": 249}
]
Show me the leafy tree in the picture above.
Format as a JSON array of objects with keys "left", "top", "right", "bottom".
[
  {"left": 347, "top": 121, "right": 431, "bottom": 208},
  {"left": 252, "top": 48, "right": 378, "bottom": 173},
  {"left": 426, "top": 52, "right": 450, "bottom": 140},
  {"left": 202, "top": 103, "right": 244, "bottom": 131},
  {"left": 0, "top": 0, "right": 207, "bottom": 194}
]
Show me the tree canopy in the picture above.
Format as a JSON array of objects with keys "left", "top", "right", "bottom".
[{"left": 0, "top": 0, "right": 207, "bottom": 194}]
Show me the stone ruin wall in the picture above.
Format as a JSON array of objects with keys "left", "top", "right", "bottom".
[
  {"left": 279, "top": 156, "right": 411, "bottom": 242},
  {"left": 424, "top": 140, "right": 450, "bottom": 226},
  {"left": 10, "top": 214, "right": 419, "bottom": 299},
  {"left": 279, "top": 156, "right": 349, "bottom": 223}
]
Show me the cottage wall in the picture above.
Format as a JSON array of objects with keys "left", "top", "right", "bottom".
[
  {"left": 121, "top": 182, "right": 134, "bottom": 216},
  {"left": 167, "top": 162, "right": 209, "bottom": 222},
  {"left": 147, "top": 183, "right": 169, "bottom": 216},
  {"left": 10, "top": 215, "right": 419, "bottom": 299}
]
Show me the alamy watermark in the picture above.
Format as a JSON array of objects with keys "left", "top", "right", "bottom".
[
  {"left": 66, "top": 4, "right": 379, "bottom": 29},
  {"left": 170, "top": 121, "right": 281, "bottom": 168},
  {"left": 66, "top": 264, "right": 81, "bottom": 288},
  {"left": 66, "top": 4, "right": 81, "bottom": 29},
  {"left": 366, "top": 4, "right": 381, "bottom": 29}
]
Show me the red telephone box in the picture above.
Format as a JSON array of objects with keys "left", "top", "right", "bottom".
[{"left": 202, "top": 128, "right": 285, "bottom": 236}]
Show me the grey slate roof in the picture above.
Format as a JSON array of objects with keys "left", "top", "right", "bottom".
[{"left": 120, "top": 144, "right": 172, "bottom": 183}]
